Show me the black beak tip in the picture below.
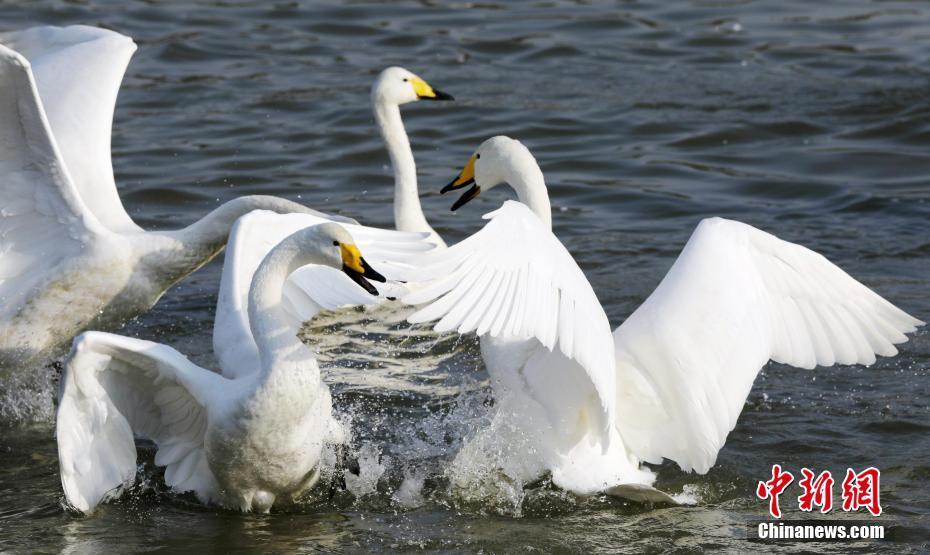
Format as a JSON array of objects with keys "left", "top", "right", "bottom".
[
  {"left": 442, "top": 177, "right": 473, "bottom": 195},
  {"left": 430, "top": 90, "right": 454, "bottom": 101},
  {"left": 450, "top": 184, "right": 480, "bottom": 212},
  {"left": 360, "top": 257, "right": 387, "bottom": 283},
  {"left": 343, "top": 263, "right": 381, "bottom": 296}
]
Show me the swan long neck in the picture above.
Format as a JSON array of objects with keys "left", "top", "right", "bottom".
[
  {"left": 247, "top": 230, "right": 325, "bottom": 373},
  {"left": 373, "top": 99, "right": 435, "bottom": 236},
  {"left": 178, "top": 196, "right": 315, "bottom": 256},
  {"left": 506, "top": 160, "right": 552, "bottom": 230},
  {"left": 153, "top": 196, "right": 320, "bottom": 285}
]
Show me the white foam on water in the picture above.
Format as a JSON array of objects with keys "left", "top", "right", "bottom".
[
  {"left": 392, "top": 471, "right": 425, "bottom": 509},
  {"left": 673, "top": 484, "right": 701, "bottom": 505},
  {"left": 344, "top": 443, "right": 386, "bottom": 498}
]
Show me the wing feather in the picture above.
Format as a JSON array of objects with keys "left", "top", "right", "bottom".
[
  {"left": 403, "top": 201, "right": 617, "bottom": 426},
  {"left": 1, "top": 25, "right": 139, "bottom": 233},
  {"left": 0, "top": 44, "right": 105, "bottom": 321},
  {"left": 505, "top": 263, "right": 530, "bottom": 337},
  {"left": 488, "top": 267, "right": 518, "bottom": 337},
  {"left": 477, "top": 269, "right": 513, "bottom": 336},
  {"left": 613, "top": 217, "right": 922, "bottom": 474},
  {"left": 57, "top": 332, "right": 226, "bottom": 513}
]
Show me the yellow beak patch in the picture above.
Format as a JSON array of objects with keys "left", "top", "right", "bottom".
[
  {"left": 451, "top": 154, "right": 477, "bottom": 188},
  {"left": 410, "top": 76, "right": 438, "bottom": 99},
  {"left": 340, "top": 243, "right": 365, "bottom": 273}
]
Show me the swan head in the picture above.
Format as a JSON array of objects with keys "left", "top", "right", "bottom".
[
  {"left": 441, "top": 136, "right": 538, "bottom": 211},
  {"left": 312, "top": 223, "right": 387, "bottom": 295},
  {"left": 371, "top": 66, "right": 454, "bottom": 106}
]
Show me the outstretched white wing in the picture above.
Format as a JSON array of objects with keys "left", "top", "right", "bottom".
[
  {"left": 0, "top": 44, "right": 107, "bottom": 322},
  {"left": 613, "top": 217, "right": 923, "bottom": 474},
  {"left": 57, "top": 331, "right": 226, "bottom": 513},
  {"left": 402, "top": 200, "right": 617, "bottom": 428},
  {"left": 1, "top": 25, "right": 139, "bottom": 233},
  {"left": 215, "top": 211, "right": 434, "bottom": 379}
]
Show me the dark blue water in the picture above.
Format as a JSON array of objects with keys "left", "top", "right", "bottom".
[{"left": 1, "top": 1, "right": 928, "bottom": 552}]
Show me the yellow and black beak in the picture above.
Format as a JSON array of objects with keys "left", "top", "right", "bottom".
[
  {"left": 440, "top": 153, "right": 480, "bottom": 211},
  {"left": 410, "top": 76, "right": 454, "bottom": 101},
  {"left": 340, "top": 244, "right": 386, "bottom": 295}
]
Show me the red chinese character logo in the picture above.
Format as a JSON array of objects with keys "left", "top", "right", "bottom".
[
  {"left": 757, "top": 464, "right": 794, "bottom": 518},
  {"left": 841, "top": 467, "right": 882, "bottom": 516},
  {"left": 797, "top": 468, "right": 834, "bottom": 513}
]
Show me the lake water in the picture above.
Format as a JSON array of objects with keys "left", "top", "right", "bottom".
[{"left": 1, "top": 0, "right": 929, "bottom": 552}]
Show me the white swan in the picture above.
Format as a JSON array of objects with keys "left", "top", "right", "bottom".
[
  {"left": 404, "top": 136, "right": 923, "bottom": 500},
  {"left": 212, "top": 67, "right": 454, "bottom": 332},
  {"left": 372, "top": 66, "right": 453, "bottom": 247},
  {"left": 214, "top": 208, "right": 438, "bottom": 377},
  {"left": 57, "top": 217, "right": 432, "bottom": 513},
  {"left": 0, "top": 26, "right": 350, "bottom": 373}
]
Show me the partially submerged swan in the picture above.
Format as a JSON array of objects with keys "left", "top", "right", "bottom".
[
  {"left": 372, "top": 66, "right": 453, "bottom": 247},
  {"left": 404, "top": 136, "right": 922, "bottom": 499},
  {"left": 57, "top": 218, "right": 431, "bottom": 513},
  {"left": 0, "top": 26, "right": 348, "bottom": 373}
]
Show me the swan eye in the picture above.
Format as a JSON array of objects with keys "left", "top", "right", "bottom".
[
  {"left": 332, "top": 241, "right": 339, "bottom": 246},
  {"left": 403, "top": 78, "right": 408, "bottom": 82},
  {"left": 476, "top": 154, "right": 481, "bottom": 159}
]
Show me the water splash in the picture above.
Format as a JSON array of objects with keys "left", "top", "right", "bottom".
[
  {"left": 0, "top": 364, "right": 57, "bottom": 423},
  {"left": 343, "top": 443, "right": 386, "bottom": 499}
]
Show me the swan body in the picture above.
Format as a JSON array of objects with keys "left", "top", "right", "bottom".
[
  {"left": 372, "top": 66, "right": 453, "bottom": 247},
  {"left": 0, "top": 26, "right": 348, "bottom": 372},
  {"left": 406, "top": 136, "right": 923, "bottom": 498},
  {"left": 57, "top": 218, "right": 431, "bottom": 513}
]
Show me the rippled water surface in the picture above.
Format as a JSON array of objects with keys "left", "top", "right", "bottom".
[{"left": 1, "top": 0, "right": 929, "bottom": 552}]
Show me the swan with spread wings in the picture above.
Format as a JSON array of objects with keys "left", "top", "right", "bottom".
[
  {"left": 0, "top": 27, "right": 456, "bottom": 373},
  {"left": 0, "top": 26, "right": 353, "bottom": 373},
  {"left": 403, "top": 136, "right": 922, "bottom": 500},
  {"left": 57, "top": 214, "right": 433, "bottom": 513}
]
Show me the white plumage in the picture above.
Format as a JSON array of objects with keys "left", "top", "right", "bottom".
[
  {"left": 612, "top": 215, "right": 921, "bottom": 474},
  {"left": 0, "top": 26, "right": 346, "bottom": 373},
  {"left": 57, "top": 216, "right": 433, "bottom": 513},
  {"left": 406, "top": 201, "right": 617, "bottom": 441},
  {"left": 216, "top": 211, "right": 434, "bottom": 378},
  {"left": 405, "top": 136, "right": 922, "bottom": 498},
  {"left": 58, "top": 332, "right": 223, "bottom": 512},
  {"left": 371, "top": 66, "right": 453, "bottom": 247}
]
